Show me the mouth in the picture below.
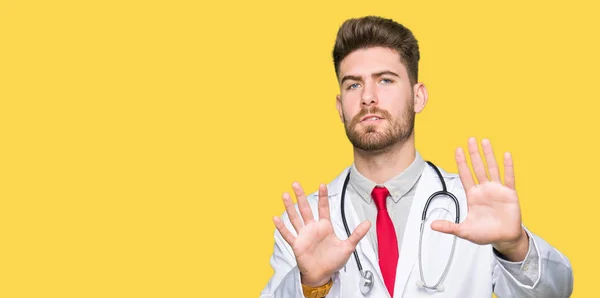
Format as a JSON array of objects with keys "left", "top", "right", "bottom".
[{"left": 360, "top": 115, "right": 384, "bottom": 122}]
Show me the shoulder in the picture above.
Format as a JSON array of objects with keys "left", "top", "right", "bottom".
[
  {"left": 305, "top": 166, "right": 351, "bottom": 200},
  {"left": 423, "top": 162, "right": 467, "bottom": 198},
  {"left": 279, "top": 167, "right": 350, "bottom": 216},
  {"left": 425, "top": 162, "right": 461, "bottom": 185},
  {"left": 426, "top": 161, "right": 459, "bottom": 178}
]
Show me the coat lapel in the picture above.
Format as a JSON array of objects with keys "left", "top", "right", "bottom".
[
  {"left": 346, "top": 188, "right": 382, "bottom": 279},
  {"left": 329, "top": 167, "right": 384, "bottom": 286},
  {"left": 393, "top": 164, "right": 441, "bottom": 296}
]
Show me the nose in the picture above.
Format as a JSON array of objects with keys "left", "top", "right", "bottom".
[{"left": 360, "top": 81, "right": 378, "bottom": 107}]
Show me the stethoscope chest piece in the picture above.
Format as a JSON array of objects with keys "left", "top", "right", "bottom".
[{"left": 359, "top": 270, "right": 374, "bottom": 295}]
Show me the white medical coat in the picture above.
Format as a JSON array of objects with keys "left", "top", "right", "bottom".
[{"left": 260, "top": 165, "right": 574, "bottom": 297}]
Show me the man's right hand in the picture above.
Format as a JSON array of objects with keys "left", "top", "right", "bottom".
[{"left": 273, "top": 182, "right": 371, "bottom": 287}]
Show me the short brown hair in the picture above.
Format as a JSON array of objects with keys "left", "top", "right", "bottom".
[{"left": 332, "top": 16, "right": 420, "bottom": 86}]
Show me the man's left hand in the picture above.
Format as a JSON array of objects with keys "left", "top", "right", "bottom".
[{"left": 431, "top": 137, "right": 529, "bottom": 262}]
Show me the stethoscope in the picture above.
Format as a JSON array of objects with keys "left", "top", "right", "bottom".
[{"left": 340, "top": 161, "right": 460, "bottom": 295}]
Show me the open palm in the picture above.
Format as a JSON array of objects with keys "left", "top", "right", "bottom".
[
  {"left": 431, "top": 138, "right": 525, "bottom": 251},
  {"left": 273, "top": 183, "right": 371, "bottom": 287}
]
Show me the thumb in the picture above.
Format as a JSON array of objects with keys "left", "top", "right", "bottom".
[
  {"left": 430, "top": 220, "right": 461, "bottom": 236},
  {"left": 346, "top": 220, "right": 371, "bottom": 248}
]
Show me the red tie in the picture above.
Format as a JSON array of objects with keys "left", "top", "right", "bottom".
[{"left": 372, "top": 186, "right": 398, "bottom": 297}]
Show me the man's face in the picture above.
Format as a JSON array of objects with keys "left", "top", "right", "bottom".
[{"left": 336, "top": 47, "right": 418, "bottom": 152}]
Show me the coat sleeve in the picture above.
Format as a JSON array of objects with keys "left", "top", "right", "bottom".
[
  {"left": 491, "top": 227, "right": 574, "bottom": 298},
  {"left": 259, "top": 205, "right": 343, "bottom": 298},
  {"left": 493, "top": 229, "right": 540, "bottom": 286}
]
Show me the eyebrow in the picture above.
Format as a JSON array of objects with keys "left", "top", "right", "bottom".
[{"left": 340, "top": 70, "right": 401, "bottom": 85}]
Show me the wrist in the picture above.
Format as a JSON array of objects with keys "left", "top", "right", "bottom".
[
  {"left": 493, "top": 227, "right": 529, "bottom": 262},
  {"left": 301, "top": 277, "right": 333, "bottom": 298},
  {"left": 301, "top": 273, "right": 333, "bottom": 288}
]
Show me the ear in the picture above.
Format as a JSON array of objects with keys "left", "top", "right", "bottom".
[
  {"left": 413, "top": 82, "right": 429, "bottom": 113},
  {"left": 336, "top": 94, "right": 345, "bottom": 123}
]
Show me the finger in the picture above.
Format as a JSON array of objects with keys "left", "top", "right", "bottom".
[
  {"left": 467, "top": 137, "right": 489, "bottom": 183},
  {"left": 273, "top": 216, "right": 296, "bottom": 245},
  {"left": 317, "top": 184, "right": 330, "bottom": 220},
  {"left": 430, "top": 220, "right": 461, "bottom": 236},
  {"left": 345, "top": 220, "right": 371, "bottom": 248},
  {"left": 293, "top": 182, "right": 315, "bottom": 224},
  {"left": 455, "top": 147, "right": 475, "bottom": 190},
  {"left": 504, "top": 152, "right": 516, "bottom": 189},
  {"left": 481, "top": 138, "right": 500, "bottom": 182},
  {"left": 282, "top": 192, "right": 303, "bottom": 233}
]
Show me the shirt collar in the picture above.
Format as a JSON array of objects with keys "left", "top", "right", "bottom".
[{"left": 349, "top": 151, "right": 426, "bottom": 203}]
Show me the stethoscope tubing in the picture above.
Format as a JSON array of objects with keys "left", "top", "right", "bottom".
[{"left": 340, "top": 161, "right": 460, "bottom": 294}]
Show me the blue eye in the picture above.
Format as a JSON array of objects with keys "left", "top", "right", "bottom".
[
  {"left": 348, "top": 83, "right": 360, "bottom": 90},
  {"left": 380, "top": 78, "right": 393, "bottom": 84}
]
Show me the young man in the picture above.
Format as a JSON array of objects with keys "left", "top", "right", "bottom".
[{"left": 260, "top": 16, "right": 573, "bottom": 298}]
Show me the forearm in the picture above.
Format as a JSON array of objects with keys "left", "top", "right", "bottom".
[
  {"left": 260, "top": 232, "right": 305, "bottom": 297},
  {"left": 492, "top": 228, "right": 573, "bottom": 297}
]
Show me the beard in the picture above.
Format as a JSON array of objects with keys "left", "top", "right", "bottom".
[{"left": 343, "top": 103, "right": 415, "bottom": 152}]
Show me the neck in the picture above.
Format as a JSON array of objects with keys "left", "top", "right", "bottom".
[{"left": 353, "top": 135, "right": 416, "bottom": 185}]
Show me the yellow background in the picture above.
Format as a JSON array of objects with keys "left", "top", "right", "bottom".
[{"left": 1, "top": 0, "right": 597, "bottom": 297}]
